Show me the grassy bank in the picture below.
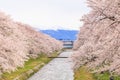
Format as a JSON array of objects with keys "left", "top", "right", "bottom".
[
  {"left": 74, "top": 66, "right": 95, "bottom": 80},
  {"left": 74, "top": 66, "right": 120, "bottom": 80},
  {"left": 94, "top": 72, "right": 120, "bottom": 80},
  {"left": 1, "top": 51, "right": 60, "bottom": 80}
]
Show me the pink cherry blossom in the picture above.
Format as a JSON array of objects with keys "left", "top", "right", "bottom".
[
  {"left": 73, "top": 0, "right": 120, "bottom": 75},
  {"left": 0, "top": 12, "right": 62, "bottom": 74}
]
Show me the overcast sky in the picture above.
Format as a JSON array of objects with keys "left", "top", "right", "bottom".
[{"left": 0, "top": 0, "right": 90, "bottom": 30}]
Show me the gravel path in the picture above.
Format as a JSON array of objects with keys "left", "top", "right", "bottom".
[{"left": 28, "top": 50, "right": 74, "bottom": 80}]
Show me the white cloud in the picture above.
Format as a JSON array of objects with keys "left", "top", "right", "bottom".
[{"left": 0, "top": 0, "right": 90, "bottom": 30}]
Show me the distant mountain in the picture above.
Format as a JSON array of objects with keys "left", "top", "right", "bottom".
[{"left": 40, "top": 29, "right": 78, "bottom": 41}]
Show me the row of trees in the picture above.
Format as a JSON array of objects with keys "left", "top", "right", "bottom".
[
  {"left": 0, "top": 12, "right": 63, "bottom": 75},
  {"left": 73, "top": 0, "right": 120, "bottom": 75}
]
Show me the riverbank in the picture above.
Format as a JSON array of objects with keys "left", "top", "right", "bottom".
[
  {"left": 74, "top": 66, "right": 120, "bottom": 80},
  {"left": 74, "top": 66, "right": 95, "bottom": 80},
  {"left": 0, "top": 51, "right": 60, "bottom": 80},
  {"left": 28, "top": 50, "right": 74, "bottom": 80}
]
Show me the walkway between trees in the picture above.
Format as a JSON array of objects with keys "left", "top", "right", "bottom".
[{"left": 28, "top": 50, "right": 74, "bottom": 80}]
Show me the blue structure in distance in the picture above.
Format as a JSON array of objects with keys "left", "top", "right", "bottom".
[
  {"left": 40, "top": 29, "right": 78, "bottom": 41},
  {"left": 40, "top": 29, "right": 78, "bottom": 49}
]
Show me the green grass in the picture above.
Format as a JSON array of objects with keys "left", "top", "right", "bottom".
[
  {"left": 74, "top": 66, "right": 120, "bottom": 80},
  {"left": 1, "top": 51, "right": 60, "bottom": 80},
  {"left": 74, "top": 66, "right": 95, "bottom": 80},
  {"left": 94, "top": 72, "right": 120, "bottom": 80}
]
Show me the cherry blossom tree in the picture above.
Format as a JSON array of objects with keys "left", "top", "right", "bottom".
[
  {"left": 73, "top": 0, "right": 120, "bottom": 75},
  {"left": 0, "top": 12, "right": 62, "bottom": 75}
]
